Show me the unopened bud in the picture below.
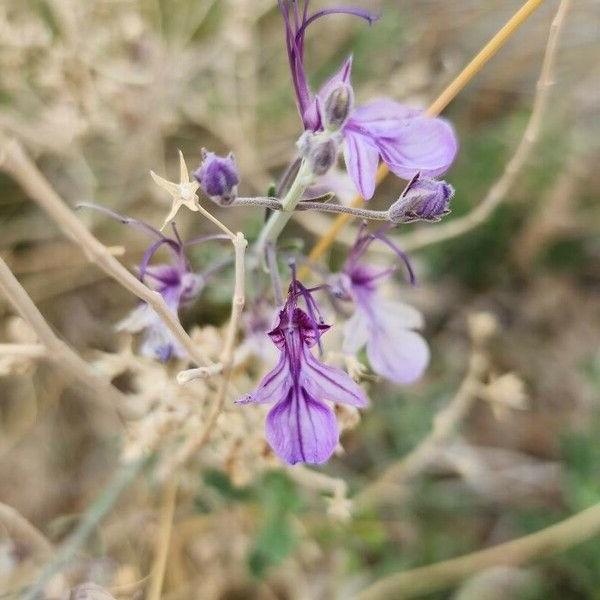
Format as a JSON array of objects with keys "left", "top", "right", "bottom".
[
  {"left": 388, "top": 175, "right": 454, "bottom": 223},
  {"left": 194, "top": 149, "right": 239, "bottom": 206},
  {"left": 324, "top": 83, "right": 354, "bottom": 131},
  {"left": 298, "top": 132, "right": 339, "bottom": 177}
]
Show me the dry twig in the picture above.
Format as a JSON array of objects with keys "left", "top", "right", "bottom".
[
  {"left": 357, "top": 500, "right": 600, "bottom": 600},
  {"left": 0, "top": 256, "right": 126, "bottom": 416},
  {"left": 0, "top": 137, "right": 218, "bottom": 371}
]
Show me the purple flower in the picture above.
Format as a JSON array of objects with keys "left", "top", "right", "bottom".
[
  {"left": 118, "top": 253, "right": 203, "bottom": 362},
  {"left": 279, "top": 0, "right": 378, "bottom": 131},
  {"left": 279, "top": 2, "right": 458, "bottom": 199},
  {"left": 76, "top": 204, "right": 226, "bottom": 361},
  {"left": 333, "top": 227, "right": 430, "bottom": 384},
  {"left": 193, "top": 149, "right": 239, "bottom": 206},
  {"left": 388, "top": 173, "right": 454, "bottom": 223},
  {"left": 238, "top": 276, "right": 368, "bottom": 465}
]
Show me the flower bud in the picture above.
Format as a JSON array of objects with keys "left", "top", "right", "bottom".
[
  {"left": 193, "top": 149, "right": 239, "bottom": 206},
  {"left": 388, "top": 175, "right": 454, "bottom": 223},
  {"left": 309, "top": 138, "right": 339, "bottom": 176},
  {"left": 324, "top": 83, "right": 354, "bottom": 131},
  {"left": 298, "top": 132, "right": 339, "bottom": 177}
]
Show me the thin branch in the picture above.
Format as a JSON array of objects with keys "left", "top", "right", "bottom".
[
  {"left": 0, "top": 502, "right": 53, "bottom": 557},
  {"left": 356, "top": 349, "right": 489, "bottom": 508},
  {"left": 398, "top": 0, "right": 568, "bottom": 254},
  {"left": 233, "top": 196, "right": 390, "bottom": 221},
  {"left": 357, "top": 502, "right": 600, "bottom": 600},
  {"left": 0, "top": 256, "right": 126, "bottom": 417},
  {"left": 0, "top": 343, "right": 46, "bottom": 358},
  {"left": 0, "top": 137, "right": 218, "bottom": 371},
  {"left": 147, "top": 476, "right": 179, "bottom": 600},
  {"left": 164, "top": 232, "right": 247, "bottom": 476},
  {"left": 22, "top": 455, "right": 151, "bottom": 600}
]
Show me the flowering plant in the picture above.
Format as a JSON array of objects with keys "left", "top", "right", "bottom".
[
  {"left": 75, "top": 0, "right": 460, "bottom": 466},
  {"left": 0, "top": 0, "right": 576, "bottom": 597}
]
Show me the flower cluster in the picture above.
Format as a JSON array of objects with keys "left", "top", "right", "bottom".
[
  {"left": 80, "top": 1, "right": 461, "bottom": 467},
  {"left": 281, "top": 0, "right": 457, "bottom": 199}
]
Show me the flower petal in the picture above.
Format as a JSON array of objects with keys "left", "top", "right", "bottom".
[
  {"left": 317, "top": 56, "right": 353, "bottom": 104},
  {"left": 266, "top": 388, "right": 338, "bottom": 465},
  {"left": 116, "top": 304, "right": 153, "bottom": 333},
  {"left": 302, "top": 347, "right": 368, "bottom": 408},
  {"left": 343, "top": 129, "right": 380, "bottom": 200},
  {"left": 377, "top": 116, "right": 458, "bottom": 180},
  {"left": 351, "top": 296, "right": 429, "bottom": 384},
  {"left": 376, "top": 299, "right": 425, "bottom": 330},
  {"left": 366, "top": 327, "right": 429, "bottom": 385},
  {"left": 342, "top": 310, "right": 370, "bottom": 354},
  {"left": 237, "top": 353, "right": 289, "bottom": 405},
  {"left": 140, "top": 321, "right": 181, "bottom": 362},
  {"left": 349, "top": 99, "right": 419, "bottom": 134},
  {"left": 302, "top": 56, "right": 353, "bottom": 130}
]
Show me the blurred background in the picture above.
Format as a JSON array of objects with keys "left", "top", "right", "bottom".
[{"left": 0, "top": 0, "right": 599, "bottom": 598}]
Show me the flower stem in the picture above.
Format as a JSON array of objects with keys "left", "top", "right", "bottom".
[{"left": 254, "top": 159, "right": 312, "bottom": 257}]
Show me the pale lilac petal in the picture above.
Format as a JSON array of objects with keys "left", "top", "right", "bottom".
[
  {"left": 140, "top": 320, "right": 182, "bottom": 362},
  {"left": 342, "top": 310, "right": 369, "bottom": 354},
  {"left": 349, "top": 295, "right": 429, "bottom": 384},
  {"left": 116, "top": 304, "right": 153, "bottom": 333},
  {"left": 376, "top": 299, "right": 424, "bottom": 330},
  {"left": 302, "top": 348, "right": 368, "bottom": 408},
  {"left": 349, "top": 99, "right": 419, "bottom": 134},
  {"left": 377, "top": 116, "right": 458, "bottom": 180},
  {"left": 237, "top": 354, "right": 289, "bottom": 405},
  {"left": 343, "top": 130, "right": 380, "bottom": 200},
  {"left": 366, "top": 327, "right": 429, "bottom": 385},
  {"left": 266, "top": 388, "right": 338, "bottom": 465}
]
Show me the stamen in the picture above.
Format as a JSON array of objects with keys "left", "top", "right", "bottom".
[
  {"left": 370, "top": 232, "right": 416, "bottom": 285},
  {"left": 139, "top": 238, "right": 180, "bottom": 283},
  {"left": 295, "top": 7, "right": 379, "bottom": 47}
]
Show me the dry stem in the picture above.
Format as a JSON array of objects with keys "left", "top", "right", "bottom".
[
  {"left": 164, "top": 231, "right": 247, "bottom": 476},
  {"left": 356, "top": 350, "right": 489, "bottom": 508},
  {"left": 146, "top": 476, "right": 179, "bottom": 600},
  {"left": 0, "top": 343, "right": 45, "bottom": 358},
  {"left": 0, "top": 256, "right": 126, "bottom": 416},
  {"left": 0, "top": 137, "right": 218, "bottom": 371},
  {"left": 398, "top": 0, "right": 567, "bottom": 253},
  {"left": 357, "top": 501, "right": 600, "bottom": 600},
  {"left": 0, "top": 502, "right": 53, "bottom": 557}
]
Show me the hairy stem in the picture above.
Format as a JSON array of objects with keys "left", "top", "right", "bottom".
[{"left": 234, "top": 196, "right": 390, "bottom": 221}]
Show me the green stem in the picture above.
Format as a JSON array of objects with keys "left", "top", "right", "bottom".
[{"left": 254, "top": 159, "right": 312, "bottom": 257}]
